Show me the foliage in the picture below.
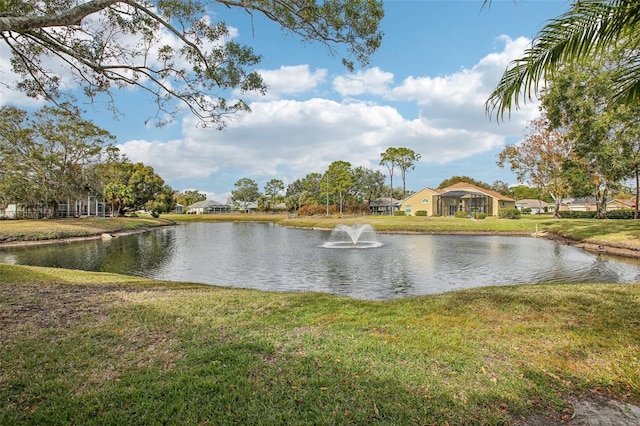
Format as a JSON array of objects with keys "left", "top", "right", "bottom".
[
  {"left": 380, "top": 147, "right": 421, "bottom": 200},
  {"left": 605, "top": 209, "right": 636, "bottom": 219},
  {"left": 296, "top": 203, "right": 336, "bottom": 217},
  {"left": 486, "top": 0, "right": 640, "bottom": 120},
  {"left": 510, "top": 185, "right": 549, "bottom": 201},
  {"left": 0, "top": 104, "right": 114, "bottom": 216},
  {"left": 454, "top": 210, "right": 468, "bottom": 219},
  {"left": 350, "top": 166, "right": 385, "bottom": 205},
  {"left": 231, "top": 178, "right": 260, "bottom": 211},
  {"left": 0, "top": 0, "right": 383, "bottom": 127},
  {"left": 543, "top": 49, "right": 633, "bottom": 218},
  {"left": 393, "top": 210, "right": 405, "bottom": 216},
  {"left": 497, "top": 112, "right": 572, "bottom": 218},
  {"left": 437, "top": 176, "right": 491, "bottom": 190},
  {"left": 262, "top": 179, "right": 285, "bottom": 211},
  {"left": 414, "top": 210, "right": 428, "bottom": 216},
  {"left": 498, "top": 208, "right": 521, "bottom": 219},
  {"left": 324, "top": 160, "right": 352, "bottom": 215},
  {"left": 557, "top": 211, "right": 598, "bottom": 219},
  {"left": 103, "top": 183, "right": 134, "bottom": 217},
  {"left": 100, "top": 161, "right": 172, "bottom": 216},
  {"left": 175, "top": 190, "right": 207, "bottom": 209}
]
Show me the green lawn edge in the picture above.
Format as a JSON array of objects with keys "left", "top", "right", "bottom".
[{"left": 1, "top": 263, "right": 639, "bottom": 425}]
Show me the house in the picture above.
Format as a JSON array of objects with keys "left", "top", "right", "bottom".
[
  {"left": 607, "top": 198, "right": 636, "bottom": 211},
  {"left": 187, "top": 199, "right": 233, "bottom": 214},
  {"left": 369, "top": 197, "right": 402, "bottom": 215},
  {"left": 515, "top": 199, "right": 550, "bottom": 214},
  {"left": 400, "top": 182, "right": 516, "bottom": 217}
]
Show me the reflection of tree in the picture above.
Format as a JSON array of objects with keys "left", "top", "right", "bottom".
[
  {"left": 100, "top": 230, "right": 175, "bottom": 274},
  {"left": 3, "top": 229, "right": 175, "bottom": 276}
]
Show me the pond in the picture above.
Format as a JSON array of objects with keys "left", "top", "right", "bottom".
[{"left": 1, "top": 222, "right": 639, "bottom": 300}]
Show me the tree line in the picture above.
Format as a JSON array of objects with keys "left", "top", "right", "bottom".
[
  {"left": 0, "top": 105, "right": 176, "bottom": 218},
  {"left": 496, "top": 44, "right": 640, "bottom": 219},
  {"left": 230, "top": 147, "right": 421, "bottom": 215}
]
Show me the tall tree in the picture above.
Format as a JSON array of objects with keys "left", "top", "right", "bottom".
[
  {"left": 0, "top": 104, "right": 114, "bottom": 216},
  {"left": 231, "top": 177, "right": 260, "bottom": 212},
  {"left": 543, "top": 51, "right": 631, "bottom": 218},
  {"left": 497, "top": 112, "right": 573, "bottom": 218},
  {"left": 379, "top": 147, "right": 399, "bottom": 212},
  {"left": 393, "top": 147, "right": 421, "bottom": 200},
  {"left": 324, "top": 160, "right": 352, "bottom": 216},
  {"left": 486, "top": 0, "right": 640, "bottom": 120},
  {"left": 350, "top": 166, "right": 385, "bottom": 206},
  {"left": 1, "top": 0, "right": 383, "bottom": 127},
  {"left": 264, "top": 178, "right": 285, "bottom": 211}
]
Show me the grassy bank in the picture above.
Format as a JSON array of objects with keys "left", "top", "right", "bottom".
[
  {"left": 1, "top": 264, "right": 638, "bottom": 424},
  {"left": 0, "top": 217, "right": 174, "bottom": 244}
]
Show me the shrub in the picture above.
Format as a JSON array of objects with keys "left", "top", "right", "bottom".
[
  {"left": 297, "top": 204, "right": 336, "bottom": 216},
  {"left": 454, "top": 210, "right": 468, "bottom": 219},
  {"left": 557, "top": 211, "right": 597, "bottom": 219},
  {"left": 498, "top": 208, "right": 521, "bottom": 219},
  {"left": 414, "top": 210, "right": 428, "bottom": 216},
  {"left": 394, "top": 210, "right": 406, "bottom": 216},
  {"left": 606, "top": 209, "right": 637, "bottom": 219}
]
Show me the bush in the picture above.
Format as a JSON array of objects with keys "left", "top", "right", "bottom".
[
  {"left": 606, "top": 209, "right": 637, "bottom": 219},
  {"left": 414, "top": 210, "right": 428, "bottom": 216},
  {"left": 454, "top": 210, "right": 468, "bottom": 219},
  {"left": 394, "top": 210, "right": 406, "bottom": 216},
  {"left": 557, "top": 211, "right": 598, "bottom": 219},
  {"left": 498, "top": 208, "right": 521, "bottom": 219},
  {"left": 297, "top": 204, "right": 336, "bottom": 216}
]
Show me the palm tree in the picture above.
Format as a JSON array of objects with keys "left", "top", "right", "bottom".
[{"left": 485, "top": 0, "right": 640, "bottom": 121}]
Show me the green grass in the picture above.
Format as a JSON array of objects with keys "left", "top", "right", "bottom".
[
  {"left": 1, "top": 264, "right": 639, "bottom": 425},
  {"left": 0, "top": 217, "right": 174, "bottom": 244}
]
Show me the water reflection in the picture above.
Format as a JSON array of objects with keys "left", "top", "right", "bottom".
[{"left": 1, "top": 222, "right": 639, "bottom": 300}]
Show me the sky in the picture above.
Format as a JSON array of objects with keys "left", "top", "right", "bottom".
[{"left": 0, "top": 0, "right": 572, "bottom": 203}]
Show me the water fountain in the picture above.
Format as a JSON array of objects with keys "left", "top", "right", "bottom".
[{"left": 321, "top": 224, "right": 384, "bottom": 249}]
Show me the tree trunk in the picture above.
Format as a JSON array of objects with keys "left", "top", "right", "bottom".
[{"left": 633, "top": 166, "right": 640, "bottom": 219}]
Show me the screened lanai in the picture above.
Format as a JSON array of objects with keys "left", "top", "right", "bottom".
[{"left": 437, "top": 190, "right": 493, "bottom": 217}]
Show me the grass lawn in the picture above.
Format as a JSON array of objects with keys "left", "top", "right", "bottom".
[
  {"left": 0, "top": 264, "right": 639, "bottom": 425},
  {"left": 0, "top": 217, "right": 174, "bottom": 244},
  {"left": 1, "top": 214, "right": 639, "bottom": 423}
]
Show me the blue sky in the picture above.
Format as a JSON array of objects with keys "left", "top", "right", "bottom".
[{"left": 0, "top": 1, "right": 570, "bottom": 203}]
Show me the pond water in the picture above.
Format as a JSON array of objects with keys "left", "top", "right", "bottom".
[{"left": 1, "top": 222, "right": 639, "bottom": 300}]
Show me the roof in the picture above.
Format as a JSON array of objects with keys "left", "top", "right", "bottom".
[
  {"left": 439, "top": 190, "right": 485, "bottom": 198},
  {"left": 441, "top": 182, "right": 515, "bottom": 201},
  {"left": 515, "top": 199, "right": 549, "bottom": 208},
  {"left": 187, "top": 200, "right": 227, "bottom": 209}
]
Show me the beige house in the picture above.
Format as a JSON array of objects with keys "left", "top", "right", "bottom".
[
  {"left": 560, "top": 197, "right": 636, "bottom": 212},
  {"left": 400, "top": 182, "right": 516, "bottom": 217}
]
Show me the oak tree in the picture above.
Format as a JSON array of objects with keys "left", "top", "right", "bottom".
[{"left": 1, "top": 0, "right": 383, "bottom": 127}]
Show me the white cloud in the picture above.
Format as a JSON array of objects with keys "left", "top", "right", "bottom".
[
  {"left": 333, "top": 67, "right": 394, "bottom": 96},
  {"left": 243, "top": 65, "right": 327, "bottom": 100}
]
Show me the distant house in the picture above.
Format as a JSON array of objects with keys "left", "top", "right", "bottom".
[
  {"left": 515, "top": 199, "right": 550, "bottom": 214},
  {"left": 607, "top": 198, "right": 636, "bottom": 211},
  {"left": 187, "top": 200, "right": 232, "bottom": 214},
  {"left": 560, "top": 197, "right": 636, "bottom": 212},
  {"left": 400, "top": 182, "right": 516, "bottom": 217},
  {"left": 369, "top": 197, "right": 401, "bottom": 215}
]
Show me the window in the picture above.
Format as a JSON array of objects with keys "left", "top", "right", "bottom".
[
  {"left": 405, "top": 205, "right": 412, "bottom": 214},
  {"left": 421, "top": 198, "right": 429, "bottom": 204}
]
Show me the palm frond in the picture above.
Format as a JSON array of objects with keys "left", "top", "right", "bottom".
[{"left": 486, "top": 0, "right": 640, "bottom": 121}]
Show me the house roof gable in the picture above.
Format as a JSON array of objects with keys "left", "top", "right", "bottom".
[{"left": 441, "top": 182, "right": 515, "bottom": 201}]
